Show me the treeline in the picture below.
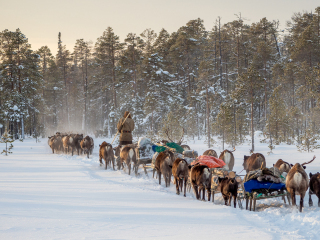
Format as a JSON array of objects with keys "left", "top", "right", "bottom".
[{"left": 1, "top": 7, "right": 320, "bottom": 151}]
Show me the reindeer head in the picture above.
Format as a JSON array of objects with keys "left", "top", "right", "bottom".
[{"left": 243, "top": 155, "right": 250, "bottom": 167}]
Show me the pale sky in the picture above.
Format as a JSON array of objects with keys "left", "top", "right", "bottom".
[{"left": 1, "top": 0, "right": 319, "bottom": 55}]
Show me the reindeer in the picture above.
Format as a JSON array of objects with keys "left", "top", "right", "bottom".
[
  {"left": 99, "top": 141, "right": 115, "bottom": 170},
  {"left": 286, "top": 156, "right": 316, "bottom": 212},
  {"left": 219, "top": 148, "right": 236, "bottom": 171},
  {"left": 309, "top": 172, "right": 320, "bottom": 207},
  {"left": 203, "top": 149, "right": 218, "bottom": 158},
  {"left": 80, "top": 136, "right": 94, "bottom": 158},
  {"left": 274, "top": 159, "right": 292, "bottom": 175},
  {"left": 172, "top": 158, "right": 190, "bottom": 196},
  {"left": 155, "top": 150, "right": 174, "bottom": 187},
  {"left": 190, "top": 164, "right": 212, "bottom": 201},
  {"left": 219, "top": 172, "right": 239, "bottom": 208},
  {"left": 74, "top": 134, "right": 83, "bottom": 155},
  {"left": 243, "top": 153, "right": 266, "bottom": 173},
  {"left": 48, "top": 136, "right": 58, "bottom": 153},
  {"left": 62, "top": 135, "right": 71, "bottom": 154},
  {"left": 114, "top": 145, "right": 137, "bottom": 175},
  {"left": 164, "top": 127, "right": 190, "bottom": 151},
  {"left": 55, "top": 132, "right": 63, "bottom": 152}
]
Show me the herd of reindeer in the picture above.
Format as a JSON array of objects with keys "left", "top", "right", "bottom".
[
  {"left": 48, "top": 132, "right": 94, "bottom": 158},
  {"left": 47, "top": 132, "right": 320, "bottom": 213}
]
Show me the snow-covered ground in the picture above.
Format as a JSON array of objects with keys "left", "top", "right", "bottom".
[{"left": 1, "top": 132, "right": 320, "bottom": 239}]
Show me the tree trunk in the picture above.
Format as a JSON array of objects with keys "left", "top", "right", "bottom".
[
  {"left": 251, "top": 100, "right": 254, "bottom": 152},
  {"left": 206, "top": 78, "right": 210, "bottom": 148}
]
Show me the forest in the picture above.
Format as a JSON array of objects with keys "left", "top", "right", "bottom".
[{"left": 0, "top": 7, "right": 320, "bottom": 151}]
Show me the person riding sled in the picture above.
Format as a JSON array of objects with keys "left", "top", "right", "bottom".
[{"left": 117, "top": 111, "right": 134, "bottom": 145}]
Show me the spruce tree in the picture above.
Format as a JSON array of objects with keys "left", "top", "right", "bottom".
[{"left": 234, "top": 66, "right": 264, "bottom": 151}]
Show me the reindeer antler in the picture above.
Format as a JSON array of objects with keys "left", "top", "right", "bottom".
[
  {"left": 177, "top": 128, "right": 185, "bottom": 145},
  {"left": 302, "top": 155, "right": 316, "bottom": 166},
  {"left": 164, "top": 128, "right": 174, "bottom": 142}
]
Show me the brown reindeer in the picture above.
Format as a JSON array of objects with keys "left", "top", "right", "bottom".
[
  {"left": 219, "top": 172, "right": 239, "bottom": 208},
  {"left": 61, "top": 134, "right": 82, "bottom": 156},
  {"left": 274, "top": 159, "right": 292, "bottom": 175},
  {"left": 155, "top": 150, "right": 174, "bottom": 187},
  {"left": 74, "top": 134, "right": 83, "bottom": 155},
  {"left": 80, "top": 136, "right": 94, "bottom": 158},
  {"left": 203, "top": 149, "right": 218, "bottom": 158},
  {"left": 172, "top": 158, "right": 190, "bottom": 196},
  {"left": 309, "top": 172, "right": 320, "bottom": 207},
  {"left": 62, "top": 135, "right": 70, "bottom": 154},
  {"left": 99, "top": 141, "right": 115, "bottom": 170},
  {"left": 219, "top": 148, "right": 236, "bottom": 171},
  {"left": 48, "top": 136, "right": 58, "bottom": 153},
  {"left": 190, "top": 164, "right": 212, "bottom": 201},
  {"left": 243, "top": 153, "right": 266, "bottom": 173},
  {"left": 55, "top": 132, "right": 63, "bottom": 152},
  {"left": 286, "top": 156, "right": 316, "bottom": 212},
  {"left": 117, "top": 145, "right": 137, "bottom": 175}
]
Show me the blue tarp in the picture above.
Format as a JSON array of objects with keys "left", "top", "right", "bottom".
[{"left": 244, "top": 179, "right": 286, "bottom": 193}]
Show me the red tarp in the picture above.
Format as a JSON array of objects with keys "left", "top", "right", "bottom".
[{"left": 191, "top": 155, "right": 226, "bottom": 168}]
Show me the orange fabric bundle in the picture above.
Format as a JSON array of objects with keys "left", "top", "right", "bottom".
[{"left": 191, "top": 155, "right": 226, "bottom": 168}]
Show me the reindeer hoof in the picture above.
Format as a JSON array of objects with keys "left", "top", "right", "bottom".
[
  {"left": 176, "top": 191, "right": 180, "bottom": 195},
  {"left": 309, "top": 202, "right": 313, "bottom": 207}
]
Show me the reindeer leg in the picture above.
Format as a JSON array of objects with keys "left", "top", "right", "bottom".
[
  {"left": 212, "top": 191, "right": 215, "bottom": 203},
  {"left": 175, "top": 177, "right": 180, "bottom": 195},
  {"left": 202, "top": 187, "right": 206, "bottom": 201},
  {"left": 128, "top": 163, "right": 131, "bottom": 175},
  {"left": 318, "top": 196, "right": 320, "bottom": 207},
  {"left": 159, "top": 171, "right": 161, "bottom": 185},
  {"left": 234, "top": 195, "right": 237, "bottom": 208},
  {"left": 309, "top": 191, "right": 313, "bottom": 207},
  {"left": 192, "top": 184, "right": 198, "bottom": 199},
  {"left": 184, "top": 178, "right": 187, "bottom": 197},
  {"left": 291, "top": 190, "right": 296, "bottom": 206},
  {"left": 207, "top": 188, "right": 211, "bottom": 202},
  {"left": 228, "top": 194, "right": 232, "bottom": 206},
  {"left": 300, "top": 193, "right": 305, "bottom": 212}
]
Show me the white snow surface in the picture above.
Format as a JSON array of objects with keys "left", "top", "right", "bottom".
[{"left": 1, "top": 133, "right": 320, "bottom": 239}]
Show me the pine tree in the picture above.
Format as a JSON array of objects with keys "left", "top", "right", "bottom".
[
  {"left": 0, "top": 131, "right": 14, "bottom": 155},
  {"left": 297, "top": 129, "right": 319, "bottom": 152},
  {"left": 95, "top": 27, "right": 123, "bottom": 134},
  {"left": 234, "top": 66, "right": 264, "bottom": 151},
  {"left": 0, "top": 29, "right": 42, "bottom": 138},
  {"left": 266, "top": 86, "right": 289, "bottom": 143}
]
